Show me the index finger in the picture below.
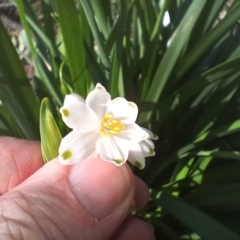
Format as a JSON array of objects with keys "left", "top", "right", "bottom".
[{"left": 0, "top": 137, "right": 43, "bottom": 195}]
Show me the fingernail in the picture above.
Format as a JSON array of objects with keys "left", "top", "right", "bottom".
[{"left": 67, "top": 158, "right": 132, "bottom": 219}]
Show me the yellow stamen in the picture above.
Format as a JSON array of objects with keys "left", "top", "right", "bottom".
[
  {"left": 113, "top": 126, "right": 124, "bottom": 131},
  {"left": 109, "top": 130, "right": 118, "bottom": 134},
  {"left": 102, "top": 122, "right": 109, "bottom": 127},
  {"left": 112, "top": 120, "right": 120, "bottom": 124},
  {"left": 100, "top": 129, "right": 108, "bottom": 138},
  {"left": 103, "top": 114, "right": 113, "bottom": 122},
  {"left": 100, "top": 114, "right": 126, "bottom": 137}
]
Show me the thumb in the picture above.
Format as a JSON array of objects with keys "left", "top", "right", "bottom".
[
  {"left": 0, "top": 157, "right": 134, "bottom": 240},
  {"left": 68, "top": 156, "right": 134, "bottom": 220}
]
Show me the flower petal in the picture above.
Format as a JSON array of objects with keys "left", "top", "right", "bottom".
[
  {"left": 64, "top": 93, "right": 85, "bottom": 106},
  {"left": 58, "top": 131, "right": 99, "bottom": 165},
  {"left": 108, "top": 97, "right": 138, "bottom": 123},
  {"left": 139, "top": 139, "right": 155, "bottom": 157},
  {"left": 86, "top": 83, "right": 111, "bottom": 120},
  {"left": 128, "top": 142, "right": 146, "bottom": 169},
  {"left": 118, "top": 123, "right": 149, "bottom": 142},
  {"left": 96, "top": 135, "right": 128, "bottom": 166},
  {"left": 141, "top": 127, "right": 158, "bottom": 140},
  {"left": 60, "top": 101, "right": 99, "bottom": 132}
]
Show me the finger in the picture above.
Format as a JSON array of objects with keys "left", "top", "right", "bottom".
[
  {"left": 0, "top": 137, "right": 43, "bottom": 195},
  {"left": 0, "top": 157, "right": 135, "bottom": 240},
  {"left": 134, "top": 176, "right": 149, "bottom": 212},
  {"left": 110, "top": 216, "right": 155, "bottom": 240}
]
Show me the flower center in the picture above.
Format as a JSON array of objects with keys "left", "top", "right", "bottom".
[{"left": 100, "top": 114, "right": 126, "bottom": 137}]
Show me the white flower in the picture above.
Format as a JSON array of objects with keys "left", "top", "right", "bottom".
[{"left": 58, "top": 83, "right": 157, "bottom": 169}]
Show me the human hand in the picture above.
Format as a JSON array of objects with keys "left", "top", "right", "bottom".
[{"left": 0, "top": 137, "right": 155, "bottom": 240}]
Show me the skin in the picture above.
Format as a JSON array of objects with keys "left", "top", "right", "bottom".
[{"left": 0, "top": 137, "right": 155, "bottom": 240}]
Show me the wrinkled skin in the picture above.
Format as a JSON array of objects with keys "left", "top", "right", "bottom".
[{"left": 0, "top": 137, "right": 155, "bottom": 240}]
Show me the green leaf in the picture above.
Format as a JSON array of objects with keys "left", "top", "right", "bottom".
[
  {"left": 0, "top": 19, "right": 39, "bottom": 139},
  {"left": 0, "top": 105, "right": 21, "bottom": 137},
  {"left": 42, "top": 0, "right": 56, "bottom": 53},
  {"left": 139, "top": 0, "right": 208, "bottom": 124},
  {"left": 146, "top": 118, "right": 240, "bottom": 185},
  {"left": 40, "top": 98, "right": 62, "bottom": 163},
  {"left": 88, "top": 0, "right": 110, "bottom": 39},
  {"left": 184, "top": 183, "right": 240, "bottom": 208},
  {"left": 157, "top": 56, "right": 240, "bottom": 127},
  {"left": 78, "top": 0, "right": 110, "bottom": 69},
  {"left": 22, "top": 0, "right": 57, "bottom": 57},
  {"left": 150, "top": 0, "right": 167, "bottom": 41},
  {"left": 161, "top": 162, "right": 240, "bottom": 192},
  {"left": 56, "top": 0, "right": 88, "bottom": 97},
  {"left": 140, "top": 0, "right": 169, "bottom": 100},
  {"left": 14, "top": 0, "right": 62, "bottom": 105},
  {"left": 84, "top": 42, "right": 107, "bottom": 86},
  {"left": 110, "top": 0, "right": 127, "bottom": 98},
  {"left": 190, "top": 72, "right": 240, "bottom": 139},
  {"left": 176, "top": 1, "right": 240, "bottom": 79},
  {"left": 185, "top": 1, "right": 225, "bottom": 51},
  {"left": 157, "top": 193, "right": 240, "bottom": 240}
]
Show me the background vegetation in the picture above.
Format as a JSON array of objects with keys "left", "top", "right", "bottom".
[{"left": 1, "top": 0, "right": 240, "bottom": 239}]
